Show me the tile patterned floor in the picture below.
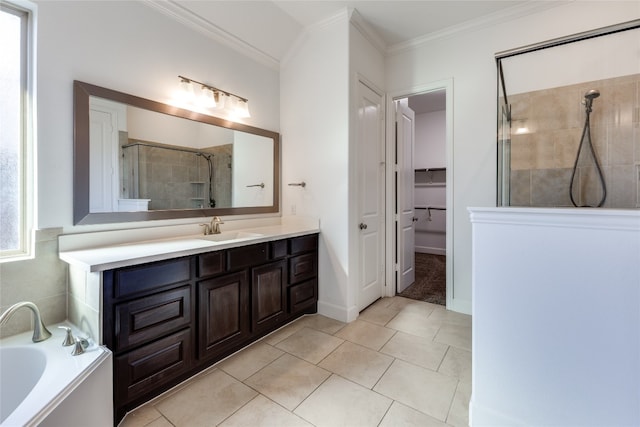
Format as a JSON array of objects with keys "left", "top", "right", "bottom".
[{"left": 119, "top": 296, "right": 472, "bottom": 427}]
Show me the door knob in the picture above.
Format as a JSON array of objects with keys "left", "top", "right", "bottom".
[
  {"left": 412, "top": 217, "right": 419, "bottom": 222},
  {"left": 359, "top": 223, "right": 368, "bottom": 230}
]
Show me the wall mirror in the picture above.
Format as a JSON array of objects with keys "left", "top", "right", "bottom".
[{"left": 73, "top": 81, "right": 280, "bottom": 225}]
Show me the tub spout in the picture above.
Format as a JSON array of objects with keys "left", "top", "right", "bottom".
[{"left": 0, "top": 301, "right": 52, "bottom": 342}]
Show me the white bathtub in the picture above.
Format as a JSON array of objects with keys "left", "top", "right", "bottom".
[{"left": 0, "top": 322, "right": 112, "bottom": 427}]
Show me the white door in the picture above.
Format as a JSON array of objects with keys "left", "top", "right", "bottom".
[
  {"left": 357, "top": 81, "right": 385, "bottom": 311},
  {"left": 89, "top": 108, "right": 118, "bottom": 213},
  {"left": 396, "top": 101, "right": 415, "bottom": 293}
]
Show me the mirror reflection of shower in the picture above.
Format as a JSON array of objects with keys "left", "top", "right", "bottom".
[
  {"left": 569, "top": 89, "right": 607, "bottom": 207},
  {"left": 196, "top": 152, "right": 216, "bottom": 208}
]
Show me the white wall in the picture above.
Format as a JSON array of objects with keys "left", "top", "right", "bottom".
[
  {"left": 232, "top": 132, "right": 274, "bottom": 207},
  {"left": 280, "top": 12, "right": 351, "bottom": 320},
  {"left": 415, "top": 111, "right": 447, "bottom": 254},
  {"left": 387, "top": 0, "right": 640, "bottom": 314},
  {"left": 470, "top": 207, "right": 640, "bottom": 426},
  {"left": 36, "top": 0, "right": 279, "bottom": 231},
  {"left": 415, "top": 110, "right": 446, "bottom": 169}
]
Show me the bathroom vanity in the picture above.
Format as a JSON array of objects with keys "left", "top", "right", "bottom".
[{"left": 59, "top": 217, "right": 319, "bottom": 422}]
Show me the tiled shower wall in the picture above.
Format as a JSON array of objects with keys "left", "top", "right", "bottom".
[
  {"left": 125, "top": 143, "right": 232, "bottom": 210},
  {"left": 508, "top": 74, "right": 640, "bottom": 208}
]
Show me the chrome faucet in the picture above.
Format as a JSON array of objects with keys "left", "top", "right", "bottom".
[{"left": 0, "top": 301, "right": 52, "bottom": 342}]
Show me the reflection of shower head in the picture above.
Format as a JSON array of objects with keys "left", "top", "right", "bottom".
[{"left": 584, "top": 89, "right": 600, "bottom": 100}]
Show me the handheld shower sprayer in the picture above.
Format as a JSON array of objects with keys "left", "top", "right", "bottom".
[{"left": 582, "top": 89, "right": 600, "bottom": 112}]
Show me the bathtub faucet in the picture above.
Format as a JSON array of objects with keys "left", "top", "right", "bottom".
[{"left": 0, "top": 301, "right": 52, "bottom": 342}]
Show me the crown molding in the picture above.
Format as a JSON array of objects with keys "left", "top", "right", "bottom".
[
  {"left": 387, "top": 1, "right": 571, "bottom": 56},
  {"left": 349, "top": 8, "right": 387, "bottom": 54},
  {"left": 142, "top": 0, "right": 280, "bottom": 70},
  {"left": 280, "top": 8, "right": 350, "bottom": 69}
]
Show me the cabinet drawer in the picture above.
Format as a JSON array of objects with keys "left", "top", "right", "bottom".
[
  {"left": 289, "top": 234, "right": 318, "bottom": 255},
  {"left": 270, "top": 240, "right": 288, "bottom": 259},
  {"left": 114, "top": 286, "right": 192, "bottom": 352},
  {"left": 115, "top": 328, "right": 193, "bottom": 405},
  {"left": 198, "top": 251, "right": 225, "bottom": 277},
  {"left": 227, "top": 243, "right": 268, "bottom": 271},
  {"left": 289, "top": 253, "right": 317, "bottom": 284},
  {"left": 289, "top": 279, "right": 317, "bottom": 314},
  {"left": 114, "top": 258, "right": 191, "bottom": 299}
]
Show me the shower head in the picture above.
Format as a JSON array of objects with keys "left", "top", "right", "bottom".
[{"left": 584, "top": 89, "right": 600, "bottom": 100}]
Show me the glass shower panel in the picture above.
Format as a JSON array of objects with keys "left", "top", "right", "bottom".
[
  {"left": 496, "top": 23, "right": 640, "bottom": 208},
  {"left": 497, "top": 60, "right": 511, "bottom": 207}
]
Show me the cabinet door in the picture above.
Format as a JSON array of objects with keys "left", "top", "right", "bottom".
[
  {"left": 197, "top": 271, "right": 249, "bottom": 360},
  {"left": 252, "top": 260, "right": 286, "bottom": 334}
]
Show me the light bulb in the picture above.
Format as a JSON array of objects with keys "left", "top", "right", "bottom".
[
  {"left": 178, "top": 78, "right": 194, "bottom": 102},
  {"left": 199, "top": 86, "right": 217, "bottom": 108}
]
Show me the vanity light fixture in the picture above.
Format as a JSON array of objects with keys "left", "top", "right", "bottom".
[{"left": 178, "top": 75, "right": 250, "bottom": 118}]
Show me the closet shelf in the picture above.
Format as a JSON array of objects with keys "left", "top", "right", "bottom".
[{"left": 414, "top": 167, "right": 446, "bottom": 172}]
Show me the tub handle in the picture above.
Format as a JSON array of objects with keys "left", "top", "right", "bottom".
[
  {"left": 58, "top": 326, "right": 75, "bottom": 347},
  {"left": 71, "top": 337, "right": 90, "bottom": 356}
]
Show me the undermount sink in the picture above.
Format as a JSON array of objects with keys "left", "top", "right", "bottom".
[{"left": 198, "top": 231, "right": 264, "bottom": 242}]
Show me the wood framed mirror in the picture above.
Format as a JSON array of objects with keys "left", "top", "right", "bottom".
[{"left": 73, "top": 81, "right": 279, "bottom": 225}]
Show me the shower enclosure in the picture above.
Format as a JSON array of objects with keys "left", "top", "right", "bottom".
[{"left": 496, "top": 20, "right": 640, "bottom": 209}]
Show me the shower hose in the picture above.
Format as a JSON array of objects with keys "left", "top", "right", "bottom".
[{"left": 569, "top": 92, "right": 607, "bottom": 207}]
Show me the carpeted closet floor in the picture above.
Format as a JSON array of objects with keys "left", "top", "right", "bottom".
[{"left": 398, "top": 253, "right": 446, "bottom": 305}]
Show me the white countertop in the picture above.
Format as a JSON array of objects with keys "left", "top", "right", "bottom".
[{"left": 59, "top": 217, "right": 319, "bottom": 272}]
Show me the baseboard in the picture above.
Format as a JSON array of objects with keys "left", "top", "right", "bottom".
[
  {"left": 317, "top": 300, "right": 355, "bottom": 323},
  {"left": 415, "top": 246, "right": 446, "bottom": 256},
  {"left": 448, "top": 297, "right": 471, "bottom": 315},
  {"left": 470, "top": 398, "right": 524, "bottom": 426}
]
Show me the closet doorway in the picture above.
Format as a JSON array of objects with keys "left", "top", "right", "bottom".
[{"left": 394, "top": 86, "right": 451, "bottom": 306}]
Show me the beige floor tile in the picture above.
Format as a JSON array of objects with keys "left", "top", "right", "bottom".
[
  {"left": 262, "top": 318, "right": 307, "bottom": 345},
  {"left": 438, "top": 346, "right": 472, "bottom": 383},
  {"left": 428, "top": 306, "right": 472, "bottom": 327},
  {"left": 245, "top": 353, "right": 331, "bottom": 410},
  {"left": 334, "top": 319, "right": 396, "bottom": 350},
  {"left": 446, "top": 380, "right": 471, "bottom": 427},
  {"left": 219, "top": 395, "right": 313, "bottom": 427},
  {"left": 373, "top": 359, "right": 458, "bottom": 422},
  {"left": 294, "top": 375, "right": 392, "bottom": 427},
  {"left": 145, "top": 417, "right": 174, "bottom": 427},
  {"left": 398, "top": 300, "right": 439, "bottom": 316},
  {"left": 318, "top": 341, "right": 393, "bottom": 388},
  {"left": 217, "top": 342, "right": 284, "bottom": 381},
  {"left": 120, "top": 405, "right": 163, "bottom": 427},
  {"left": 358, "top": 302, "right": 401, "bottom": 326},
  {"left": 155, "top": 369, "right": 257, "bottom": 426},
  {"left": 379, "top": 401, "right": 449, "bottom": 427},
  {"left": 386, "top": 310, "right": 441, "bottom": 339},
  {"left": 275, "top": 327, "right": 344, "bottom": 364},
  {"left": 380, "top": 331, "right": 449, "bottom": 371},
  {"left": 296, "top": 314, "right": 346, "bottom": 334},
  {"left": 385, "top": 296, "right": 419, "bottom": 311},
  {"left": 434, "top": 323, "right": 472, "bottom": 351}
]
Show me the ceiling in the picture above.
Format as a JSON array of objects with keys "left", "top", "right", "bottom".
[{"left": 157, "top": 1, "right": 556, "bottom": 65}]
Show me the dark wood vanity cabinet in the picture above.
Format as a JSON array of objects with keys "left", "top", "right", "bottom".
[{"left": 103, "top": 233, "right": 318, "bottom": 423}]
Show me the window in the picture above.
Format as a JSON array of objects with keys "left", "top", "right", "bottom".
[{"left": 1, "top": 1, "right": 34, "bottom": 261}]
